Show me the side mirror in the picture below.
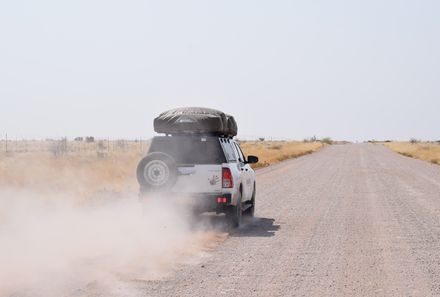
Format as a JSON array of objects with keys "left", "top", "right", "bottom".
[{"left": 246, "top": 155, "right": 259, "bottom": 164}]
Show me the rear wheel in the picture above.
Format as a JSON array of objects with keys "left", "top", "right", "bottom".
[
  {"left": 244, "top": 185, "right": 255, "bottom": 218},
  {"left": 226, "top": 191, "right": 243, "bottom": 228}
]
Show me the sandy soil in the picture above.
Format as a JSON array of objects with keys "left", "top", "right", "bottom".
[{"left": 132, "top": 143, "right": 440, "bottom": 297}]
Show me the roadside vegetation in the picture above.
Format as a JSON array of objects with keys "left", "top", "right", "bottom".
[
  {"left": 0, "top": 151, "right": 142, "bottom": 202},
  {"left": 240, "top": 140, "right": 325, "bottom": 168},
  {"left": 384, "top": 141, "right": 440, "bottom": 165},
  {"left": 0, "top": 138, "right": 328, "bottom": 198},
  {"left": 0, "top": 139, "right": 147, "bottom": 202}
]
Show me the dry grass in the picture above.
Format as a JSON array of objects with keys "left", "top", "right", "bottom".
[
  {"left": 240, "top": 141, "right": 325, "bottom": 168},
  {"left": 0, "top": 151, "right": 144, "bottom": 203},
  {"left": 0, "top": 139, "right": 150, "bottom": 201},
  {"left": 384, "top": 142, "right": 440, "bottom": 165},
  {"left": 0, "top": 140, "right": 325, "bottom": 202}
]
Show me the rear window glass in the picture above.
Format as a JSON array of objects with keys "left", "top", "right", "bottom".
[
  {"left": 221, "top": 141, "right": 237, "bottom": 162},
  {"left": 149, "top": 136, "right": 226, "bottom": 164},
  {"left": 232, "top": 143, "right": 245, "bottom": 163}
]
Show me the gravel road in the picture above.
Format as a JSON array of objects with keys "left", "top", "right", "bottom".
[{"left": 140, "top": 144, "right": 440, "bottom": 297}]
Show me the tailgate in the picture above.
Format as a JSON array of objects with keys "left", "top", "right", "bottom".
[{"left": 172, "top": 165, "right": 223, "bottom": 193}]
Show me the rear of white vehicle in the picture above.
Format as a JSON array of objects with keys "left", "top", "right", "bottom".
[
  {"left": 137, "top": 135, "right": 257, "bottom": 225},
  {"left": 137, "top": 107, "right": 258, "bottom": 227}
]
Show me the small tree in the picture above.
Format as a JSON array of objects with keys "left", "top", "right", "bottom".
[{"left": 304, "top": 136, "right": 317, "bottom": 143}]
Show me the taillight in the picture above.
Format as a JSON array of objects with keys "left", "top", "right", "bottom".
[
  {"left": 222, "top": 168, "right": 233, "bottom": 188},
  {"left": 216, "top": 197, "right": 228, "bottom": 203}
]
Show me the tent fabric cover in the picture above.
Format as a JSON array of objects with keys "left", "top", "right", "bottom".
[{"left": 154, "top": 107, "right": 238, "bottom": 137}]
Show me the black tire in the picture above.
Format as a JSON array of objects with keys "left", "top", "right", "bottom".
[
  {"left": 244, "top": 185, "right": 255, "bottom": 218},
  {"left": 136, "top": 152, "right": 177, "bottom": 191},
  {"left": 226, "top": 190, "right": 243, "bottom": 228}
]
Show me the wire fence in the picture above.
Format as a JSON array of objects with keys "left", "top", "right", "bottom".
[
  {"left": 0, "top": 136, "right": 150, "bottom": 157},
  {"left": 0, "top": 133, "right": 305, "bottom": 158}
]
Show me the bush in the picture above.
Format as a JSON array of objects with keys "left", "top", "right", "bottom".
[
  {"left": 321, "top": 137, "right": 333, "bottom": 145},
  {"left": 410, "top": 138, "right": 420, "bottom": 144},
  {"left": 269, "top": 145, "right": 282, "bottom": 150}
]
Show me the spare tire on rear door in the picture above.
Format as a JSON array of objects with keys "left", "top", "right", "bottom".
[{"left": 136, "top": 152, "right": 178, "bottom": 191}]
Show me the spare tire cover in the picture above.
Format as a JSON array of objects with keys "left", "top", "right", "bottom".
[{"left": 136, "top": 152, "right": 177, "bottom": 190}]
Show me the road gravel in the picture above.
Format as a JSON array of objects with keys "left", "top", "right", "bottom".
[{"left": 139, "top": 144, "right": 440, "bottom": 297}]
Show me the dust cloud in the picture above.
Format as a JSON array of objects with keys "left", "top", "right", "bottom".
[{"left": 0, "top": 154, "right": 228, "bottom": 297}]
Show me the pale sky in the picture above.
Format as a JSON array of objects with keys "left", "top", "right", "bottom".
[{"left": 1, "top": 0, "right": 439, "bottom": 141}]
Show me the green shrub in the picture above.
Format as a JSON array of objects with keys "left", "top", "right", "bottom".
[{"left": 321, "top": 137, "right": 333, "bottom": 145}]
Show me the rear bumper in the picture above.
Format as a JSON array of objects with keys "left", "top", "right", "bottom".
[
  {"left": 191, "top": 193, "right": 232, "bottom": 213},
  {"left": 139, "top": 190, "right": 232, "bottom": 213}
]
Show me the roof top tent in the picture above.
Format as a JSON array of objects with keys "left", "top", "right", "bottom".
[{"left": 154, "top": 107, "right": 238, "bottom": 138}]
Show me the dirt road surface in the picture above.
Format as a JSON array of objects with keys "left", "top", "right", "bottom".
[{"left": 139, "top": 144, "right": 440, "bottom": 296}]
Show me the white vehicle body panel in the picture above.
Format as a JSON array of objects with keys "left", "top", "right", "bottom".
[{"left": 172, "top": 165, "right": 223, "bottom": 193}]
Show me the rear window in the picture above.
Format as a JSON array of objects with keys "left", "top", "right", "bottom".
[
  {"left": 220, "top": 140, "right": 237, "bottom": 162},
  {"left": 149, "top": 136, "right": 226, "bottom": 164}
]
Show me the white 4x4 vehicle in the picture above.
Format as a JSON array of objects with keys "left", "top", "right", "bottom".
[{"left": 137, "top": 134, "right": 258, "bottom": 227}]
